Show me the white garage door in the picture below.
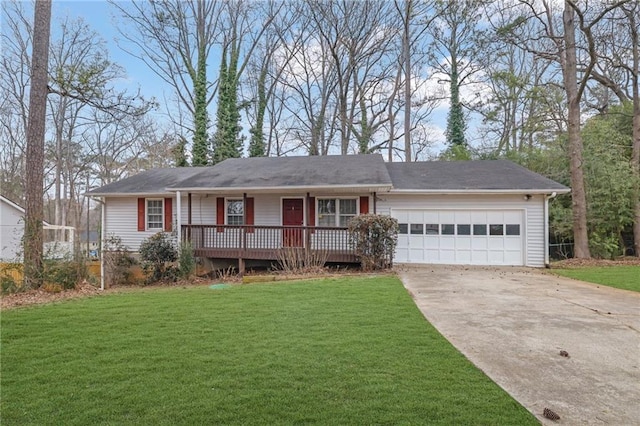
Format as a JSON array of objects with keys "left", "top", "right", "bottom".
[{"left": 392, "top": 209, "right": 524, "bottom": 266}]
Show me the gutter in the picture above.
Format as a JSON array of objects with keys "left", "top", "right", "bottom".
[{"left": 389, "top": 188, "right": 571, "bottom": 195}]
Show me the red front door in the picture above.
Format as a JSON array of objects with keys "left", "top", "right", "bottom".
[{"left": 282, "top": 198, "right": 304, "bottom": 247}]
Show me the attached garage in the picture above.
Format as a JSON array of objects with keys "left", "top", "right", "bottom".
[
  {"left": 379, "top": 160, "right": 571, "bottom": 268},
  {"left": 392, "top": 209, "right": 524, "bottom": 266}
]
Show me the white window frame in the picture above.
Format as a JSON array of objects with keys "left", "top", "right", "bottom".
[
  {"left": 226, "top": 198, "right": 244, "bottom": 225},
  {"left": 146, "top": 198, "right": 164, "bottom": 230},
  {"left": 316, "top": 197, "right": 358, "bottom": 227}
]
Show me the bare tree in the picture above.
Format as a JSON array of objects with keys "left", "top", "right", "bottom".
[
  {"left": 112, "top": 0, "right": 223, "bottom": 162},
  {"left": 503, "top": 0, "right": 631, "bottom": 258},
  {"left": 24, "top": 0, "right": 51, "bottom": 289}
]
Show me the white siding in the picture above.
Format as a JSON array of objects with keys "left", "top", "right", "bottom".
[
  {"left": 0, "top": 201, "right": 24, "bottom": 261},
  {"left": 378, "top": 194, "right": 545, "bottom": 267},
  {"left": 179, "top": 194, "right": 216, "bottom": 224}
]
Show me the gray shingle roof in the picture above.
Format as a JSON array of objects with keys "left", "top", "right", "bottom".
[
  {"left": 172, "top": 154, "right": 392, "bottom": 190},
  {"left": 87, "top": 156, "right": 569, "bottom": 196},
  {"left": 87, "top": 167, "right": 208, "bottom": 196},
  {"left": 385, "top": 160, "right": 569, "bottom": 192}
]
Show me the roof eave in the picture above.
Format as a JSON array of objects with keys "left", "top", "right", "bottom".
[
  {"left": 167, "top": 184, "right": 393, "bottom": 194},
  {"left": 86, "top": 191, "right": 175, "bottom": 197}
]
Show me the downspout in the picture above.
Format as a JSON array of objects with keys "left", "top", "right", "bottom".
[
  {"left": 544, "top": 192, "right": 557, "bottom": 268},
  {"left": 100, "top": 198, "right": 105, "bottom": 291}
]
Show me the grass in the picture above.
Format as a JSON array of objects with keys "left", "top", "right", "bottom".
[
  {"left": 553, "top": 266, "right": 640, "bottom": 292},
  {"left": 1, "top": 276, "right": 536, "bottom": 425}
]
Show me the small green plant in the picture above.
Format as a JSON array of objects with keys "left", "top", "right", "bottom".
[
  {"left": 103, "top": 235, "right": 137, "bottom": 287},
  {"left": 348, "top": 214, "right": 398, "bottom": 271},
  {"left": 1, "top": 275, "right": 19, "bottom": 294},
  {"left": 139, "top": 232, "right": 178, "bottom": 283},
  {"left": 178, "top": 242, "right": 196, "bottom": 279}
]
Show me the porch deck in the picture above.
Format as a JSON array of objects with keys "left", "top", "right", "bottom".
[{"left": 181, "top": 225, "right": 359, "bottom": 264}]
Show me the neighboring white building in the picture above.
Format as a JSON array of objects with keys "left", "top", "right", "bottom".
[
  {"left": 0, "top": 195, "right": 75, "bottom": 262},
  {"left": 89, "top": 155, "right": 570, "bottom": 269},
  {"left": 0, "top": 195, "right": 26, "bottom": 262}
]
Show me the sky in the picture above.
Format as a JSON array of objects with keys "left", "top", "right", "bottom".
[
  {"left": 52, "top": 1, "right": 170, "bottom": 106},
  {"left": 35, "top": 1, "right": 474, "bottom": 157}
]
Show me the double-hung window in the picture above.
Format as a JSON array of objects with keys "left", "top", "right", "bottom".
[
  {"left": 226, "top": 199, "right": 244, "bottom": 225},
  {"left": 147, "top": 199, "right": 164, "bottom": 230},
  {"left": 317, "top": 198, "right": 357, "bottom": 227}
]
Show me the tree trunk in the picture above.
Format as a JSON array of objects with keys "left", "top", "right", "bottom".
[
  {"left": 24, "top": 0, "right": 52, "bottom": 289},
  {"left": 562, "top": 3, "right": 590, "bottom": 258},
  {"left": 403, "top": 0, "right": 412, "bottom": 162},
  {"left": 629, "top": 4, "right": 640, "bottom": 257}
]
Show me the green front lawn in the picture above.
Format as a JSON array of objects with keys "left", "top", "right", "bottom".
[
  {"left": 1, "top": 276, "right": 535, "bottom": 425},
  {"left": 553, "top": 266, "right": 640, "bottom": 292}
]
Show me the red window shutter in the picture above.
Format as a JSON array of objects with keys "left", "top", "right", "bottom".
[
  {"left": 246, "top": 197, "right": 255, "bottom": 233},
  {"left": 308, "top": 197, "right": 315, "bottom": 233},
  {"left": 137, "top": 198, "right": 145, "bottom": 231},
  {"left": 216, "top": 197, "right": 225, "bottom": 232},
  {"left": 164, "top": 198, "right": 173, "bottom": 231},
  {"left": 360, "top": 196, "right": 369, "bottom": 215}
]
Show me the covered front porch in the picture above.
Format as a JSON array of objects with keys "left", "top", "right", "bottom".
[
  {"left": 175, "top": 191, "right": 380, "bottom": 273},
  {"left": 181, "top": 224, "right": 358, "bottom": 267}
]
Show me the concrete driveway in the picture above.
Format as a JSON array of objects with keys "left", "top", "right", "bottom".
[{"left": 397, "top": 265, "right": 640, "bottom": 426}]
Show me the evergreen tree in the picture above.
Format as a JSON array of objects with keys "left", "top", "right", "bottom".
[
  {"left": 191, "top": 41, "right": 209, "bottom": 166},
  {"left": 212, "top": 42, "right": 243, "bottom": 164},
  {"left": 446, "top": 63, "right": 467, "bottom": 149}
]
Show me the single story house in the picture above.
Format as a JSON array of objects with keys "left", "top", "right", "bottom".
[{"left": 88, "top": 154, "right": 569, "bottom": 272}]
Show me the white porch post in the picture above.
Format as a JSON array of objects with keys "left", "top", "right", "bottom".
[
  {"left": 176, "top": 191, "right": 182, "bottom": 244},
  {"left": 100, "top": 198, "right": 105, "bottom": 291}
]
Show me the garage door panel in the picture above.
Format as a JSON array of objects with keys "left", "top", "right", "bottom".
[
  {"left": 440, "top": 250, "right": 456, "bottom": 263},
  {"left": 440, "top": 236, "right": 455, "bottom": 249},
  {"left": 425, "top": 249, "right": 440, "bottom": 262},
  {"left": 471, "top": 251, "right": 488, "bottom": 264},
  {"left": 505, "top": 238, "right": 521, "bottom": 250},
  {"left": 455, "top": 211, "right": 471, "bottom": 223},
  {"left": 488, "top": 251, "right": 505, "bottom": 263},
  {"left": 409, "top": 248, "right": 425, "bottom": 262},
  {"left": 409, "top": 235, "right": 424, "bottom": 248},
  {"left": 425, "top": 236, "right": 439, "bottom": 249},
  {"left": 472, "top": 238, "right": 488, "bottom": 250},
  {"left": 409, "top": 211, "right": 424, "bottom": 223},
  {"left": 392, "top": 209, "right": 524, "bottom": 266},
  {"left": 456, "top": 250, "right": 472, "bottom": 263},
  {"left": 440, "top": 211, "right": 455, "bottom": 222},
  {"left": 424, "top": 211, "right": 439, "bottom": 223},
  {"left": 456, "top": 237, "right": 471, "bottom": 249}
]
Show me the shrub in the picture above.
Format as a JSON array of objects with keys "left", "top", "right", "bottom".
[
  {"left": 178, "top": 242, "right": 196, "bottom": 279},
  {"left": 348, "top": 214, "right": 398, "bottom": 271},
  {"left": 103, "top": 235, "right": 137, "bottom": 287},
  {"left": 276, "top": 247, "right": 329, "bottom": 274},
  {"left": 139, "top": 232, "right": 178, "bottom": 283},
  {"left": 43, "top": 256, "right": 88, "bottom": 290}
]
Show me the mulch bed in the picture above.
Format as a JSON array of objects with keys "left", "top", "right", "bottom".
[
  {"left": 552, "top": 257, "right": 640, "bottom": 269},
  {"left": 1, "top": 281, "right": 103, "bottom": 310}
]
